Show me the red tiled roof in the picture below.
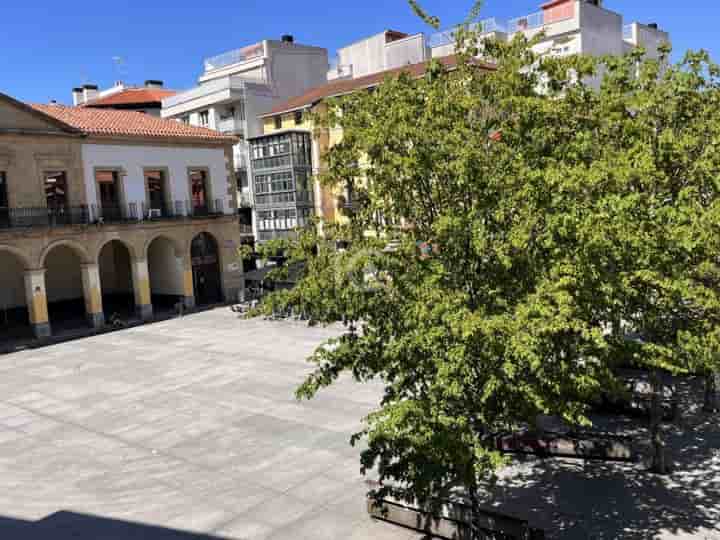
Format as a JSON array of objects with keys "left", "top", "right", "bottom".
[
  {"left": 84, "top": 88, "right": 177, "bottom": 107},
  {"left": 30, "top": 104, "right": 236, "bottom": 143},
  {"left": 263, "top": 55, "right": 495, "bottom": 117}
]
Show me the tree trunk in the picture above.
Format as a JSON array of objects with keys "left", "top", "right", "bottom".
[
  {"left": 649, "top": 370, "right": 670, "bottom": 474},
  {"left": 704, "top": 372, "right": 719, "bottom": 413},
  {"left": 466, "top": 464, "right": 481, "bottom": 540}
]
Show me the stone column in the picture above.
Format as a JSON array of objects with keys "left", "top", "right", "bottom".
[
  {"left": 181, "top": 256, "right": 196, "bottom": 310},
  {"left": 81, "top": 263, "right": 105, "bottom": 328},
  {"left": 24, "top": 269, "right": 51, "bottom": 339},
  {"left": 131, "top": 258, "right": 153, "bottom": 321}
]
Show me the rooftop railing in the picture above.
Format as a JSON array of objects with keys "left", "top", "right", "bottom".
[
  {"left": 427, "top": 18, "right": 505, "bottom": 49},
  {"left": 507, "top": 11, "right": 544, "bottom": 34},
  {"left": 204, "top": 45, "right": 264, "bottom": 72},
  {"left": 623, "top": 24, "right": 635, "bottom": 41}
]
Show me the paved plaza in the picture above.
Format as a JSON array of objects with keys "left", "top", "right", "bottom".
[{"left": 0, "top": 308, "right": 717, "bottom": 539}]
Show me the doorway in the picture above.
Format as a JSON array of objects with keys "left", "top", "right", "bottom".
[{"left": 190, "top": 232, "right": 222, "bottom": 306}]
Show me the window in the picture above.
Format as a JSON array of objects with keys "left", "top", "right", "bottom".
[
  {"left": 199, "top": 110, "right": 210, "bottom": 127},
  {"left": 179, "top": 115, "right": 190, "bottom": 125},
  {"left": 294, "top": 110, "right": 303, "bottom": 126},
  {"left": 95, "top": 170, "right": 120, "bottom": 209},
  {"left": 145, "top": 170, "right": 167, "bottom": 215},
  {"left": 45, "top": 171, "right": 69, "bottom": 210},
  {"left": 189, "top": 169, "right": 209, "bottom": 209},
  {"left": 274, "top": 116, "right": 282, "bottom": 130}
]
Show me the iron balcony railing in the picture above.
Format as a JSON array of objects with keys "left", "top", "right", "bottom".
[
  {"left": 0, "top": 206, "right": 92, "bottom": 229},
  {"left": 190, "top": 198, "right": 225, "bottom": 218},
  {"left": 239, "top": 223, "right": 254, "bottom": 235},
  {"left": 95, "top": 203, "right": 140, "bottom": 223},
  {"left": 0, "top": 199, "right": 229, "bottom": 231}
]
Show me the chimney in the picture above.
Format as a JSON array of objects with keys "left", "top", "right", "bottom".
[
  {"left": 72, "top": 87, "right": 84, "bottom": 106},
  {"left": 83, "top": 84, "right": 99, "bottom": 103},
  {"left": 145, "top": 79, "right": 164, "bottom": 88},
  {"left": 281, "top": 35, "right": 294, "bottom": 44}
]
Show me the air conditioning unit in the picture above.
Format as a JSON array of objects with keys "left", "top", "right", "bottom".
[{"left": 148, "top": 208, "right": 162, "bottom": 219}]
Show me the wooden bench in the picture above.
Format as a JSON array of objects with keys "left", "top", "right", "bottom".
[{"left": 367, "top": 485, "right": 544, "bottom": 540}]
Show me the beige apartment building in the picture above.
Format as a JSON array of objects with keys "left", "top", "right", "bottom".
[{"left": 0, "top": 92, "right": 242, "bottom": 342}]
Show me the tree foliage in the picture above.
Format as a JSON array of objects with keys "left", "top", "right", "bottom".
[{"left": 250, "top": 7, "right": 720, "bottom": 516}]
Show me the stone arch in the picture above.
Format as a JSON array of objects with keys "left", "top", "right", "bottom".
[
  {"left": 42, "top": 240, "right": 90, "bottom": 331},
  {"left": 0, "top": 244, "right": 33, "bottom": 270},
  {"left": 144, "top": 233, "right": 184, "bottom": 260},
  {"left": 0, "top": 245, "right": 34, "bottom": 340},
  {"left": 39, "top": 239, "right": 91, "bottom": 268},
  {"left": 95, "top": 237, "right": 139, "bottom": 265},
  {"left": 147, "top": 234, "right": 187, "bottom": 314},
  {"left": 97, "top": 239, "right": 136, "bottom": 319}
]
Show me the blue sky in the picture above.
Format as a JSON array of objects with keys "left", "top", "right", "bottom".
[{"left": 1, "top": 0, "right": 716, "bottom": 104}]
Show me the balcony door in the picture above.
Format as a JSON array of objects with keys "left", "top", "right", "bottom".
[
  {"left": 189, "top": 169, "right": 209, "bottom": 215},
  {"left": 96, "top": 170, "right": 122, "bottom": 221},
  {"left": 45, "top": 172, "right": 68, "bottom": 211},
  {"left": 0, "top": 172, "right": 8, "bottom": 228},
  {"left": 145, "top": 170, "right": 167, "bottom": 218}
]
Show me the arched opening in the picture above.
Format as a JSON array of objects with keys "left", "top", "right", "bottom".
[
  {"left": 98, "top": 240, "right": 135, "bottom": 320},
  {"left": 44, "top": 244, "right": 88, "bottom": 332},
  {"left": 191, "top": 232, "right": 223, "bottom": 306},
  {"left": 0, "top": 250, "right": 31, "bottom": 341},
  {"left": 147, "top": 236, "right": 185, "bottom": 315}
]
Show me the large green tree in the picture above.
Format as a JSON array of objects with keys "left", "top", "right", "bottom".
[{"left": 251, "top": 6, "right": 720, "bottom": 533}]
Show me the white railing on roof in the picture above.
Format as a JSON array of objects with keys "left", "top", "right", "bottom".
[
  {"left": 622, "top": 24, "right": 635, "bottom": 41},
  {"left": 427, "top": 18, "right": 505, "bottom": 49},
  {"left": 507, "top": 11, "right": 544, "bottom": 34},
  {"left": 204, "top": 46, "right": 264, "bottom": 72}
]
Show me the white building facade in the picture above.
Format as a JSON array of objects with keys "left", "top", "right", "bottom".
[
  {"left": 161, "top": 36, "right": 329, "bottom": 241},
  {"left": 326, "top": 1, "right": 669, "bottom": 84}
]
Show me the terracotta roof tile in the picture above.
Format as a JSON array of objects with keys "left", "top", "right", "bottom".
[
  {"left": 30, "top": 104, "right": 235, "bottom": 143},
  {"left": 264, "top": 55, "right": 495, "bottom": 117},
  {"left": 84, "top": 88, "right": 177, "bottom": 107}
]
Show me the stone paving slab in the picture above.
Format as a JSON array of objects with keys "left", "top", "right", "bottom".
[{"left": 0, "top": 309, "right": 717, "bottom": 539}]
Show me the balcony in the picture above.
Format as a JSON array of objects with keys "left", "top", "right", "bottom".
[
  {"left": 507, "top": 11, "right": 544, "bottom": 34},
  {"left": 217, "top": 116, "right": 245, "bottom": 136},
  {"left": 0, "top": 206, "right": 92, "bottom": 230},
  {"left": 239, "top": 223, "right": 254, "bottom": 236},
  {"left": 162, "top": 77, "right": 248, "bottom": 113},
  {"left": 189, "top": 199, "right": 225, "bottom": 218},
  {"left": 0, "top": 199, "right": 229, "bottom": 232}
]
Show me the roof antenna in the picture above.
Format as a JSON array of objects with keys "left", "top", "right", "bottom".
[{"left": 112, "top": 56, "right": 128, "bottom": 80}]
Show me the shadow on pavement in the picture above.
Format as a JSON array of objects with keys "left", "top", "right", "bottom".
[
  {"left": 478, "top": 377, "right": 720, "bottom": 539},
  {"left": 0, "top": 511, "right": 231, "bottom": 540}
]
